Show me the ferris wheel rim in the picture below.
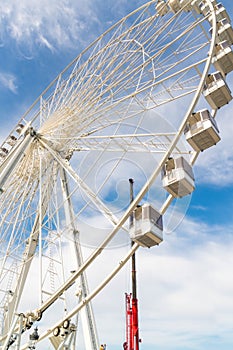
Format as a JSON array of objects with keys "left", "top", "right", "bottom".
[
  {"left": 0, "top": 1, "right": 224, "bottom": 348},
  {"left": 0, "top": 0, "right": 215, "bottom": 146}
]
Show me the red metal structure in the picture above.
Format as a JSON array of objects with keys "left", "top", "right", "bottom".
[{"left": 124, "top": 293, "right": 139, "bottom": 350}]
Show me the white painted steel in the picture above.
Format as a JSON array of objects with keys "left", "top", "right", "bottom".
[
  {"left": 212, "top": 41, "right": 233, "bottom": 76},
  {"left": 184, "top": 109, "right": 221, "bottom": 151},
  {"left": 203, "top": 72, "right": 232, "bottom": 108},
  {"left": 0, "top": 1, "right": 225, "bottom": 349},
  {"left": 60, "top": 168, "right": 99, "bottom": 350}
]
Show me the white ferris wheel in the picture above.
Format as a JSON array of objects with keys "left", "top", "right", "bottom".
[{"left": 0, "top": 0, "right": 233, "bottom": 349}]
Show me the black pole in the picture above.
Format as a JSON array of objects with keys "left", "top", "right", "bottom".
[
  {"left": 129, "top": 178, "right": 137, "bottom": 300},
  {"left": 129, "top": 179, "right": 140, "bottom": 350}
]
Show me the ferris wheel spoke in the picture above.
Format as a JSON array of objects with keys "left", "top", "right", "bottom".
[
  {"left": 73, "top": 43, "right": 202, "bottom": 110},
  {"left": 38, "top": 9, "right": 209, "bottom": 143},
  {"left": 39, "top": 68, "right": 203, "bottom": 147},
  {"left": 0, "top": 141, "right": 63, "bottom": 334},
  {"left": 68, "top": 133, "right": 186, "bottom": 154},
  {"left": 0, "top": 152, "right": 40, "bottom": 258},
  {"left": 38, "top": 137, "right": 123, "bottom": 229},
  {"left": 1, "top": 168, "right": 58, "bottom": 334}
]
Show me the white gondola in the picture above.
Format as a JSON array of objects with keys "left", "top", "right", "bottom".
[
  {"left": 210, "top": 18, "right": 233, "bottom": 45},
  {"left": 180, "top": 0, "right": 192, "bottom": 11},
  {"left": 167, "top": 0, "right": 181, "bottom": 13},
  {"left": 184, "top": 109, "right": 220, "bottom": 152},
  {"left": 204, "top": 0, "right": 217, "bottom": 5},
  {"left": 199, "top": 1, "right": 210, "bottom": 16},
  {"left": 156, "top": 0, "right": 169, "bottom": 16},
  {"left": 199, "top": 0, "right": 221, "bottom": 17},
  {"left": 191, "top": 0, "right": 204, "bottom": 14},
  {"left": 179, "top": 0, "right": 208, "bottom": 14},
  {"left": 207, "top": 3, "right": 231, "bottom": 23},
  {"left": 162, "top": 157, "right": 195, "bottom": 198},
  {"left": 203, "top": 71, "right": 232, "bottom": 109},
  {"left": 129, "top": 203, "right": 163, "bottom": 248},
  {"left": 193, "top": 0, "right": 217, "bottom": 14},
  {"left": 212, "top": 41, "right": 233, "bottom": 75}
]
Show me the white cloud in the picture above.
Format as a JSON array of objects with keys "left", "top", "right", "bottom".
[
  {"left": 0, "top": 72, "right": 17, "bottom": 93},
  {"left": 71, "top": 217, "right": 233, "bottom": 350},
  {"left": 0, "top": 0, "right": 101, "bottom": 52},
  {"left": 14, "top": 216, "right": 233, "bottom": 350},
  {"left": 0, "top": 0, "right": 147, "bottom": 55},
  {"left": 125, "top": 220, "right": 233, "bottom": 349}
]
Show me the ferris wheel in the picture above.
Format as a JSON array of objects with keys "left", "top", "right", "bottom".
[{"left": 0, "top": 0, "right": 233, "bottom": 349}]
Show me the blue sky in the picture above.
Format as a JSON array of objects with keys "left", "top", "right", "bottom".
[{"left": 1, "top": 1, "right": 233, "bottom": 349}]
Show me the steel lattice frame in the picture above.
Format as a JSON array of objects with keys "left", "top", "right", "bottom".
[{"left": 0, "top": 0, "right": 230, "bottom": 349}]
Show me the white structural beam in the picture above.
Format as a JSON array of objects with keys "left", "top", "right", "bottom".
[
  {"left": 0, "top": 129, "right": 35, "bottom": 192},
  {"left": 1, "top": 179, "right": 53, "bottom": 342},
  {"left": 60, "top": 167, "right": 99, "bottom": 350}
]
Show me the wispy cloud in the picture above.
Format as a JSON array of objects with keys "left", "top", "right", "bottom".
[
  {"left": 128, "top": 218, "right": 233, "bottom": 349},
  {"left": 0, "top": 71, "right": 17, "bottom": 93},
  {"left": 78, "top": 217, "right": 233, "bottom": 349},
  {"left": 13, "top": 208, "right": 233, "bottom": 349},
  {"left": 0, "top": 0, "right": 101, "bottom": 53},
  {"left": 0, "top": 0, "right": 147, "bottom": 55}
]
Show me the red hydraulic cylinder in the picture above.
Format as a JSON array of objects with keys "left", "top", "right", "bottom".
[
  {"left": 124, "top": 293, "right": 140, "bottom": 350},
  {"left": 125, "top": 293, "right": 133, "bottom": 350},
  {"left": 132, "top": 297, "right": 139, "bottom": 350}
]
